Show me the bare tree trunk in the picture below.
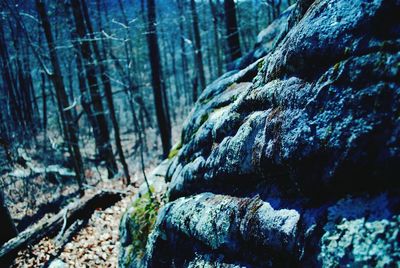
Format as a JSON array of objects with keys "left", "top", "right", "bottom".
[
  {"left": 159, "top": 24, "right": 175, "bottom": 123},
  {"left": 176, "top": 0, "right": 190, "bottom": 107},
  {"left": 83, "top": 0, "right": 131, "bottom": 184},
  {"left": 0, "top": 22, "right": 24, "bottom": 133},
  {"left": 41, "top": 72, "right": 47, "bottom": 153},
  {"left": 36, "top": 0, "right": 85, "bottom": 195},
  {"left": 117, "top": 0, "right": 138, "bottom": 84},
  {"left": 209, "top": 0, "right": 223, "bottom": 77},
  {"left": 190, "top": 0, "right": 206, "bottom": 98},
  {"left": 146, "top": 0, "right": 172, "bottom": 159},
  {"left": 115, "top": 0, "right": 152, "bottom": 138},
  {"left": 202, "top": 3, "right": 214, "bottom": 79},
  {"left": 70, "top": 0, "right": 117, "bottom": 178},
  {"left": 224, "top": 0, "right": 242, "bottom": 62}
]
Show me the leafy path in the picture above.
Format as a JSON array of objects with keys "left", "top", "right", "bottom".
[{"left": 12, "top": 183, "right": 136, "bottom": 268}]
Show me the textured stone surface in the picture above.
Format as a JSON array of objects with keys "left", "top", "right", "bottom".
[
  {"left": 118, "top": 160, "right": 169, "bottom": 268},
  {"left": 120, "top": 0, "right": 400, "bottom": 266},
  {"left": 146, "top": 193, "right": 300, "bottom": 267},
  {"left": 186, "top": 254, "right": 248, "bottom": 268},
  {"left": 319, "top": 194, "right": 400, "bottom": 267}
]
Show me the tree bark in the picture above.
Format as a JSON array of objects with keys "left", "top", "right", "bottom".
[
  {"left": 209, "top": 0, "right": 223, "bottom": 76},
  {"left": 36, "top": 0, "right": 85, "bottom": 195},
  {"left": 146, "top": 0, "right": 172, "bottom": 158},
  {"left": 41, "top": 72, "right": 47, "bottom": 152},
  {"left": 224, "top": 0, "right": 242, "bottom": 62},
  {"left": 70, "top": 0, "right": 118, "bottom": 178},
  {"left": 81, "top": 0, "right": 131, "bottom": 183},
  {"left": 114, "top": 0, "right": 152, "bottom": 141},
  {"left": 190, "top": 0, "right": 206, "bottom": 99},
  {"left": 176, "top": 0, "right": 190, "bottom": 107},
  {"left": 0, "top": 22, "right": 24, "bottom": 132}
]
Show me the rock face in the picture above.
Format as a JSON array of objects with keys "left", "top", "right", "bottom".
[{"left": 120, "top": 0, "right": 400, "bottom": 267}]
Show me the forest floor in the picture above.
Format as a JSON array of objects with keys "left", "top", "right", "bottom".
[
  {"left": 2, "top": 120, "right": 183, "bottom": 267},
  {"left": 12, "top": 180, "right": 137, "bottom": 267}
]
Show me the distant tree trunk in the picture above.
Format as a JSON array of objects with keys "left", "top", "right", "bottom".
[
  {"left": 63, "top": 1, "right": 103, "bottom": 157},
  {"left": 146, "top": 0, "right": 172, "bottom": 158},
  {"left": 35, "top": 0, "right": 85, "bottom": 195},
  {"left": 190, "top": 0, "right": 206, "bottom": 99},
  {"left": 209, "top": 0, "right": 223, "bottom": 76},
  {"left": 203, "top": 3, "right": 214, "bottom": 79},
  {"left": 0, "top": 22, "right": 24, "bottom": 132},
  {"left": 26, "top": 53, "right": 40, "bottom": 124},
  {"left": 166, "top": 37, "right": 180, "bottom": 103},
  {"left": 192, "top": 76, "right": 198, "bottom": 103},
  {"left": 159, "top": 24, "right": 175, "bottom": 122},
  {"left": 82, "top": 0, "right": 131, "bottom": 183},
  {"left": 70, "top": 0, "right": 118, "bottom": 178},
  {"left": 13, "top": 30, "right": 36, "bottom": 136},
  {"left": 16, "top": 61, "right": 33, "bottom": 131},
  {"left": 176, "top": 0, "right": 190, "bottom": 107},
  {"left": 0, "top": 190, "right": 17, "bottom": 247},
  {"left": 41, "top": 72, "right": 47, "bottom": 152},
  {"left": 117, "top": 0, "right": 138, "bottom": 83},
  {"left": 115, "top": 0, "right": 152, "bottom": 137},
  {"left": 73, "top": 48, "right": 101, "bottom": 143},
  {"left": 224, "top": 0, "right": 242, "bottom": 62}
]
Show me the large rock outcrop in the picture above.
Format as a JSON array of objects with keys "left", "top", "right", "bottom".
[{"left": 120, "top": 0, "right": 400, "bottom": 267}]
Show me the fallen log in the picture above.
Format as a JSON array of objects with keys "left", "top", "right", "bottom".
[
  {"left": 16, "top": 191, "right": 80, "bottom": 232},
  {"left": 42, "top": 219, "right": 85, "bottom": 268},
  {"left": 0, "top": 190, "right": 123, "bottom": 265}
]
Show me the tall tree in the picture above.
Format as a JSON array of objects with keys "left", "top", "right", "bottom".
[
  {"left": 176, "top": 0, "right": 190, "bottom": 106},
  {"left": 70, "top": 0, "right": 118, "bottom": 178},
  {"left": 36, "top": 0, "right": 85, "bottom": 195},
  {"left": 41, "top": 72, "right": 47, "bottom": 153},
  {"left": 224, "top": 0, "right": 242, "bottom": 62},
  {"left": 0, "top": 22, "right": 23, "bottom": 133},
  {"left": 80, "top": 0, "right": 131, "bottom": 184},
  {"left": 113, "top": 0, "right": 152, "bottom": 140},
  {"left": 190, "top": 0, "right": 206, "bottom": 101},
  {"left": 209, "top": 0, "right": 223, "bottom": 76},
  {"left": 146, "top": 0, "right": 172, "bottom": 158}
]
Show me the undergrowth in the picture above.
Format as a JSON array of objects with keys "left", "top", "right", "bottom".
[{"left": 128, "top": 187, "right": 163, "bottom": 260}]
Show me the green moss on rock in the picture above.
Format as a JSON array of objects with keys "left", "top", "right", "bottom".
[
  {"left": 168, "top": 142, "right": 182, "bottom": 159},
  {"left": 127, "top": 187, "right": 161, "bottom": 260}
]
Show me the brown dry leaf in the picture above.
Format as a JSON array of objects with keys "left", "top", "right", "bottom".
[{"left": 12, "top": 180, "right": 137, "bottom": 268}]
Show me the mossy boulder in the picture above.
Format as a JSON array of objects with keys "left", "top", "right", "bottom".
[{"left": 120, "top": 0, "right": 400, "bottom": 266}]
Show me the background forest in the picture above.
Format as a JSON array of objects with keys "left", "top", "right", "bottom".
[{"left": 0, "top": 0, "right": 293, "bottom": 266}]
